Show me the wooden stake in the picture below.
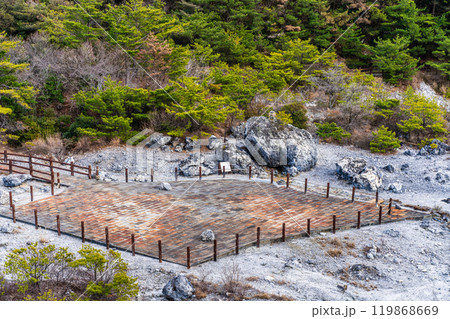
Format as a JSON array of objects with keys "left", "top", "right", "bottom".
[
  {"left": 256, "top": 227, "right": 260, "bottom": 248},
  {"left": 30, "top": 185, "right": 33, "bottom": 202},
  {"left": 213, "top": 239, "right": 217, "bottom": 262},
  {"left": 305, "top": 178, "right": 308, "bottom": 193},
  {"left": 352, "top": 187, "right": 356, "bottom": 202},
  {"left": 56, "top": 215, "right": 61, "bottom": 236},
  {"left": 270, "top": 169, "right": 274, "bottom": 184},
  {"left": 235, "top": 234, "right": 239, "bottom": 255},
  {"left": 11, "top": 204, "right": 15, "bottom": 223},
  {"left": 326, "top": 183, "right": 330, "bottom": 198},
  {"left": 187, "top": 247, "right": 191, "bottom": 269},
  {"left": 357, "top": 211, "right": 361, "bottom": 229},
  {"left": 131, "top": 234, "right": 135, "bottom": 256},
  {"left": 34, "top": 209, "right": 38, "bottom": 229},
  {"left": 307, "top": 218, "right": 311, "bottom": 236},
  {"left": 81, "top": 221, "right": 85, "bottom": 243},
  {"left": 332, "top": 215, "right": 336, "bottom": 234},
  {"left": 105, "top": 226, "right": 109, "bottom": 250},
  {"left": 282, "top": 223, "right": 286, "bottom": 242},
  {"left": 158, "top": 240, "right": 162, "bottom": 263}
]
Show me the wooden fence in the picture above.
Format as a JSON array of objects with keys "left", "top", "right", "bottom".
[{"left": 0, "top": 150, "right": 92, "bottom": 182}]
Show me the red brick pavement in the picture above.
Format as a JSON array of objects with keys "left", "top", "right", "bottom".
[{"left": 3, "top": 177, "right": 426, "bottom": 266}]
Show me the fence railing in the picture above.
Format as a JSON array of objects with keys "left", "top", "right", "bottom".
[{"left": 0, "top": 150, "right": 92, "bottom": 182}]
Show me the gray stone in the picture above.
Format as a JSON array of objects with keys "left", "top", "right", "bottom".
[
  {"left": 388, "top": 183, "right": 403, "bottom": 193},
  {"left": 243, "top": 116, "right": 317, "bottom": 172},
  {"left": 400, "top": 164, "right": 409, "bottom": 171},
  {"left": 2, "top": 174, "right": 32, "bottom": 187},
  {"left": 200, "top": 229, "right": 215, "bottom": 242},
  {"left": 134, "top": 175, "right": 148, "bottom": 182},
  {"left": 160, "top": 182, "right": 172, "bottom": 191},
  {"left": 336, "top": 158, "right": 382, "bottom": 191},
  {"left": 424, "top": 176, "right": 431, "bottom": 182},
  {"left": 178, "top": 153, "right": 215, "bottom": 177},
  {"left": 64, "top": 157, "right": 75, "bottom": 164},
  {"left": 207, "top": 135, "right": 222, "bottom": 150},
  {"left": 420, "top": 220, "right": 430, "bottom": 229},
  {"left": 185, "top": 137, "right": 199, "bottom": 151},
  {"left": 231, "top": 123, "right": 246, "bottom": 139},
  {"left": 162, "top": 275, "right": 195, "bottom": 301},
  {"left": 109, "top": 162, "right": 123, "bottom": 172},
  {"left": 384, "top": 229, "right": 400, "bottom": 237},
  {"left": 382, "top": 165, "right": 395, "bottom": 173},
  {"left": 435, "top": 172, "right": 449, "bottom": 184},
  {"left": 174, "top": 145, "right": 183, "bottom": 152},
  {"left": 0, "top": 223, "right": 15, "bottom": 234},
  {"left": 145, "top": 133, "right": 172, "bottom": 148},
  {"left": 283, "top": 166, "right": 298, "bottom": 177},
  {"left": 403, "top": 150, "right": 414, "bottom": 156}
]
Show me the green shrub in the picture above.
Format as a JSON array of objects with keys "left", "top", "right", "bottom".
[
  {"left": 370, "top": 126, "right": 401, "bottom": 153},
  {"left": 275, "top": 110, "right": 293, "bottom": 126},
  {"left": 316, "top": 122, "right": 351, "bottom": 142},
  {"left": 281, "top": 102, "right": 308, "bottom": 129}
]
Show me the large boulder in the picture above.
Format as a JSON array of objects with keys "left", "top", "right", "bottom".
[
  {"left": 207, "top": 135, "right": 222, "bottom": 150},
  {"left": 243, "top": 116, "right": 317, "bottom": 172},
  {"left": 336, "top": 157, "right": 382, "bottom": 191},
  {"left": 145, "top": 133, "right": 172, "bottom": 149},
  {"left": 162, "top": 275, "right": 195, "bottom": 301},
  {"left": 2, "top": 174, "right": 32, "bottom": 187}
]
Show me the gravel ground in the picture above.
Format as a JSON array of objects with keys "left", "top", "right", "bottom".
[
  {"left": 0, "top": 216, "right": 448, "bottom": 301},
  {"left": 0, "top": 141, "right": 449, "bottom": 301}
]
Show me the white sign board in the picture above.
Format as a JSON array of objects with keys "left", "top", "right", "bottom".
[{"left": 219, "top": 162, "right": 232, "bottom": 173}]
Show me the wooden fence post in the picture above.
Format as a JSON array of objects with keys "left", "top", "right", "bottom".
[
  {"left": 105, "top": 226, "right": 109, "bottom": 250},
  {"left": 249, "top": 166, "right": 252, "bottom": 179},
  {"left": 378, "top": 206, "right": 383, "bottom": 224},
  {"left": 11, "top": 204, "right": 15, "bottom": 223},
  {"left": 49, "top": 157, "right": 54, "bottom": 177},
  {"left": 256, "top": 227, "right": 260, "bottom": 248},
  {"left": 270, "top": 169, "right": 274, "bottom": 184},
  {"left": 3, "top": 150, "right": 7, "bottom": 162},
  {"left": 375, "top": 191, "right": 379, "bottom": 205},
  {"left": 307, "top": 218, "right": 311, "bottom": 236},
  {"left": 51, "top": 173, "right": 55, "bottom": 196},
  {"left": 34, "top": 209, "right": 38, "bottom": 229},
  {"left": 151, "top": 169, "right": 154, "bottom": 182},
  {"left": 131, "top": 234, "right": 135, "bottom": 256},
  {"left": 286, "top": 174, "right": 289, "bottom": 188},
  {"left": 282, "top": 223, "right": 286, "bottom": 242},
  {"left": 175, "top": 167, "right": 178, "bottom": 181},
  {"left": 213, "top": 239, "right": 217, "bottom": 261},
  {"left": 88, "top": 165, "right": 92, "bottom": 179},
  {"left": 96, "top": 166, "right": 99, "bottom": 179},
  {"left": 352, "top": 187, "right": 356, "bottom": 202},
  {"left": 304, "top": 178, "right": 308, "bottom": 193},
  {"left": 56, "top": 215, "right": 61, "bottom": 236},
  {"left": 81, "top": 221, "right": 85, "bottom": 243},
  {"left": 57, "top": 172, "right": 61, "bottom": 188},
  {"left": 70, "top": 163, "right": 74, "bottom": 176},
  {"left": 125, "top": 168, "right": 128, "bottom": 183},
  {"left": 235, "top": 234, "right": 239, "bottom": 255},
  {"left": 357, "top": 211, "right": 361, "bottom": 229},
  {"left": 9, "top": 191, "right": 12, "bottom": 208},
  {"left": 158, "top": 240, "right": 162, "bottom": 263},
  {"left": 29, "top": 154, "right": 33, "bottom": 176},
  {"left": 326, "top": 183, "right": 330, "bottom": 198},
  {"left": 187, "top": 247, "right": 191, "bottom": 269},
  {"left": 30, "top": 185, "right": 33, "bottom": 202},
  {"left": 388, "top": 198, "right": 392, "bottom": 215},
  {"left": 199, "top": 167, "right": 202, "bottom": 180},
  {"left": 332, "top": 215, "right": 336, "bottom": 234}
]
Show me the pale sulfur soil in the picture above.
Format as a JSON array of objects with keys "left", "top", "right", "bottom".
[{"left": 0, "top": 215, "right": 448, "bottom": 301}]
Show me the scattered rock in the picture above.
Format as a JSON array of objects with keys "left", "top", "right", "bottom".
[
  {"left": 284, "top": 257, "right": 301, "bottom": 269},
  {"left": 382, "top": 165, "right": 395, "bottom": 173},
  {"left": 384, "top": 229, "right": 400, "bottom": 237},
  {"left": 420, "top": 220, "right": 430, "bottom": 229},
  {"left": 442, "top": 198, "right": 450, "bottom": 204},
  {"left": 134, "top": 175, "right": 148, "bottom": 182},
  {"left": 417, "top": 139, "right": 450, "bottom": 156},
  {"left": 109, "top": 162, "right": 123, "bottom": 172},
  {"left": 185, "top": 137, "right": 199, "bottom": 151},
  {"left": 349, "top": 264, "right": 380, "bottom": 280},
  {"left": 145, "top": 133, "right": 172, "bottom": 148},
  {"left": 400, "top": 164, "right": 409, "bottom": 171},
  {"left": 424, "top": 176, "right": 431, "bottom": 182},
  {"left": 64, "top": 157, "right": 75, "bottom": 164},
  {"left": 2, "top": 174, "right": 32, "bottom": 187},
  {"left": 178, "top": 153, "right": 214, "bottom": 176},
  {"left": 200, "top": 229, "right": 215, "bottom": 242},
  {"left": 264, "top": 276, "right": 275, "bottom": 282},
  {"left": 0, "top": 223, "right": 16, "bottom": 234},
  {"left": 160, "top": 182, "right": 172, "bottom": 191},
  {"left": 174, "top": 144, "right": 183, "bottom": 152},
  {"left": 276, "top": 179, "right": 286, "bottom": 185},
  {"left": 435, "top": 172, "right": 449, "bottom": 184},
  {"left": 403, "top": 150, "right": 414, "bottom": 156},
  {"left": 231, "top": 123, "right": 246, "bottom": 139},
  {"left": 336, "top": 158, "right": 382, "bottom": 191},
  {"left": 162, "top": 275, "right": 195, "bottom": 301},
  {"left": 388, "top": 183, "right": 403, "bottom": 193},
  {"left": 207, "top": 135, "right": 222, "bottom": 150},
  {"left": 243, "top": 116, "right": 318, "bottom": 172}
]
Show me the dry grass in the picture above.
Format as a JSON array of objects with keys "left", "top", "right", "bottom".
[
  {"left": 26, "top": 135, "right": 66, "bottom": 160},
  {"left": 246, "top": 276, "right": 259, "bottom": 282},
  {"left": 248, "top": 293, "right": 293, "bottom": 301},
  {"left": 39, "top": 237, "right": 50, "bottom": 244},
  {"left": 327, "top": 248, "right": 343, "bottom": 257}
]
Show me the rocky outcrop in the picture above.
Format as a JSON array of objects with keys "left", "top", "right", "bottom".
[
  {"left": 2, "top": 174, "right": 32, "bottom": 187},
  {"left": 162, "top": 275, "right": 195, "bottom": 301},
  {"left": 178, "top": 153, "right": 216, "bottom": 176},
  {"left": 160, "top": 182, "right": 172, "bottom": 191},
  {"left": 336, "top": 157, "right": 382, "bottom": 191},
  {"left": 418, "top": 139, "right": 450, "bottom": 156},
  {"left": 145, "top": 133, "right": 172, "bottom": 149},
  {"left": 242, "top": 116, "right": 317, "bottom": 174}
]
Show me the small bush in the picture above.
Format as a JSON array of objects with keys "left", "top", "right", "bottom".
[
  {"left": 327, "top": 248, "right": 343, "bottom": 257},
  {"left": 280, "top": 102, "right": 308, "bottom": 129},
  {"left": 316, "top": 122, "right": 351, "bottom": 142},
  {"left": 275, "top": 110, "right": 293, "bottom": 126},
  {"left": 370, "top": 126, "right": 401, "bottom": 153}
]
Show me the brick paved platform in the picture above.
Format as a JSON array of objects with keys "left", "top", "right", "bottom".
[{"left": 4, "top": 177, "right": 426, "bottom": 266}]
